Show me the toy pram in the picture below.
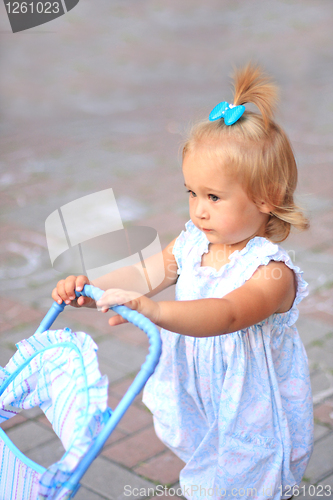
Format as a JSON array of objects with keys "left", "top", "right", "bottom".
[{"left": 0, "top": 285, "right": 161, "bottom": 500}]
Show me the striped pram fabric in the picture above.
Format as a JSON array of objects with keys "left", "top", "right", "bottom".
[{"left": 0, "top": 328, "right": 109, "bottom": 500}]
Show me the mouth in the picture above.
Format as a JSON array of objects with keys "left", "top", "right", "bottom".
[{"left": 202, "top": 228, "right": 212, "bottom": 232}]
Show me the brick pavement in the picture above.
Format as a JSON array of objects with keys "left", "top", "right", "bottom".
[{"left": 1, "top": 0, "right": 333, "bottom": 498}]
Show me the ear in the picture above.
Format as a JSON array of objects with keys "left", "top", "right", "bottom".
[{"left": 256, "top": 200, "right": 273, "bottom": 214}]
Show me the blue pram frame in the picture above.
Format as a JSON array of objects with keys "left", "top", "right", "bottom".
[{"left": 0, "top": 284, "right": 162, "bottom": 499}]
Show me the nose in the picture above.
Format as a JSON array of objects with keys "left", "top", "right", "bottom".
[{"left": 194, "top": 199, "right": 209, "bottom": 219}]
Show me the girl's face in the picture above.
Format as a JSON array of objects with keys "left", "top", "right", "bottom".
[{"left": 182, "top": 149, "right": 271, "bottom": 251}]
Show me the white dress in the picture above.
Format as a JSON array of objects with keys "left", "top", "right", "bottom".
[{"left": 143, "top": 220, "right": 313, "bottom": 500}]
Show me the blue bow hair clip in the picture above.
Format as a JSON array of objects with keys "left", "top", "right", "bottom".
[{"left": 209, "top": 101, "right": 245, "bottom": 125}]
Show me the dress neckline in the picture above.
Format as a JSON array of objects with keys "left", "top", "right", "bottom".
[{"left": 197, "top": 235, "right": 270, "bottom": 275}]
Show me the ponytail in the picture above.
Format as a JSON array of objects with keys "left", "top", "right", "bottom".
[{"left": 233, "top": 63, "right": 278, "bottom": 129}]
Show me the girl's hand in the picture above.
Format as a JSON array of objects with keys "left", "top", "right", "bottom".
[
  {"left": 96, "top": 289, "right": 160, "bottom": 327},
  {"left": 52, "top": 275, "right": 95, "bottom": 308}
]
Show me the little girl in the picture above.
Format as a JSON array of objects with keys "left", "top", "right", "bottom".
[{"left": 53, "top": 64, "right": 313, "bottom": 500}]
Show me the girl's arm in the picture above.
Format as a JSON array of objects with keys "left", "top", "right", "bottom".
[
  {"left": 51, "top": 238, "right": 178, "bottom": 306},
  {"left": 92, "top": 238, "right": 178, "bottom": 298},
  {"left": 97, "top": 261, "right": 296, "bottom": 336}
]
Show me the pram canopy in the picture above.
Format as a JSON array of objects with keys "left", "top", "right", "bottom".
[{"left": 0, "top": 285, "right": 161, "bottom": 500}]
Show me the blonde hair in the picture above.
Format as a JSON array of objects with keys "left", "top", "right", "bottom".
[{"left": 182, "top": 63, "right": 309, "bottom": 242}]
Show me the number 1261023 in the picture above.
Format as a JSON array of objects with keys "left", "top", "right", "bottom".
[{"left": 280, "top": 484, "right": 332, "bottom": 497}]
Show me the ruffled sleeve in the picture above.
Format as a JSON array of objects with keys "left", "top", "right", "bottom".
[
  {"left": 236, "top": 237, "right": 309, "bottom": 326},
  {"left": 172, "top": 220, "right": 208, "bottom": 275},
  {"left": 172, "top": 228, "right": 187, "bottom": 275},
  {"left": 281, "top": 258, "right": 308, "bottom": 326}
]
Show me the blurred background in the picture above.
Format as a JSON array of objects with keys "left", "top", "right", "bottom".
[{"left": 1, "top": 1, "right": 333, "bottom": 499}]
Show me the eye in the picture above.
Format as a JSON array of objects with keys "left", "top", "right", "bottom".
[
  {"left": 186, "top": 189, "right": 196, "bottom": 198},
  {"left": 208, "top": 194, "right": 220, "bottom": 202}
]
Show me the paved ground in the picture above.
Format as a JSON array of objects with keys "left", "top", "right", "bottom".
[{"left": 0, "top": 0, "right": 333, "bottom": 499}]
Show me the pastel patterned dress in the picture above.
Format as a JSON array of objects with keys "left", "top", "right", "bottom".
[{"left": 143, "top": 220, "right": 313, "bottom": 500}]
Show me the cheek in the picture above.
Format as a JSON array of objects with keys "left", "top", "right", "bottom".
[
  {"left": 223, "top": 201, "right": 260, "bottom": 229},
  {"left": 215, "top": 206, "right": 238, "bottom": 229},
  {"left": 241, "top": 204, "right": 266, "bottom": 230},
  {"left": 237, "top": 198, "right": 260, "bottom": 217}
]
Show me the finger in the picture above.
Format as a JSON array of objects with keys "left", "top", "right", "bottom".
[
  {"left": 76, "top": 295, "right": 86, "bottom": 307},
  {"left": 97, "top": 302, "right": 113, "bottom": 313},
  {"left": 64, "top": 276, "right": 77, "bottom": 302},
  {"left": 108, "top": 315, "right": 128, "bottom": 326},
  {"left": 96, "top": 290, "right": 118, "bottom": 308},
  {"left": 57, "top": 279, "right": 71, "bottom": 303},
  {"left": 98, "top": 290, "right": 140, "bottom": 308},
  {"left": 52, "top": 287, "right": 63, "bottom": 304},
  {"left": 69, "top": 295, "right": 93, "bottom": 309},
  {"left": 76, "top": 275, "right": 89, "bottom": 292}
]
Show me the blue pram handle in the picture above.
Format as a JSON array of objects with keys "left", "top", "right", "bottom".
[
  {"left": 34, "top": 284, "right": 162, "bottom": 495},
  {"left": 36, "top": 284, "right": 162, "bottom": 376}
]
